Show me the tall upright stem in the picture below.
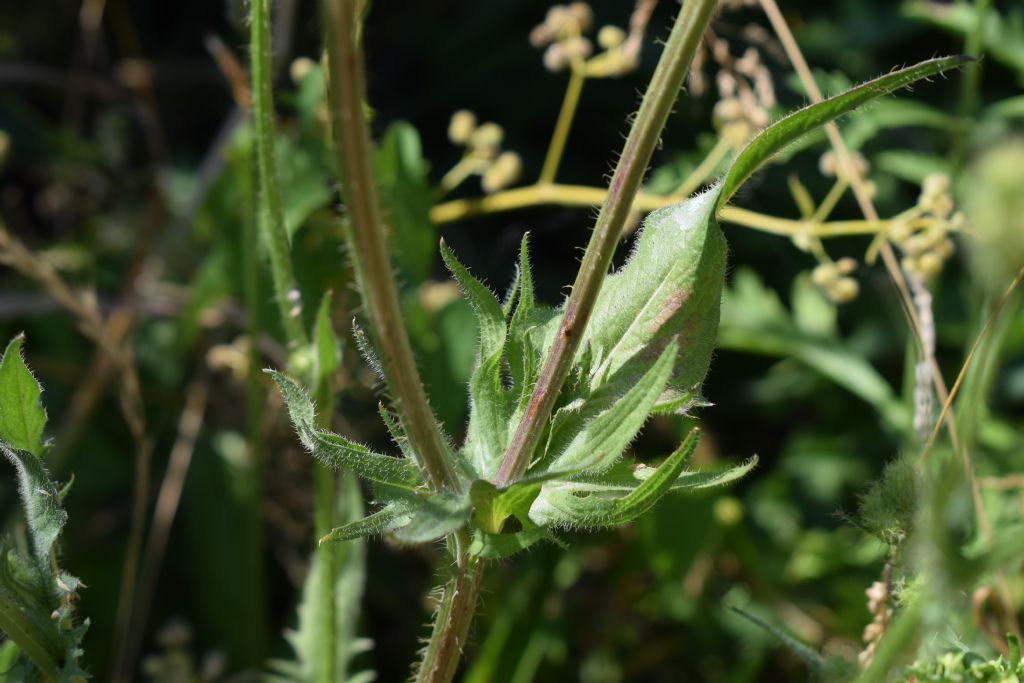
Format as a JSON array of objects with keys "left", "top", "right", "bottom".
[
  {"left": 320, "top": 0, "right": 458, "bottom": 493},
  {"left": 494, "top": 0, "right": 719, "bottom": 487}
]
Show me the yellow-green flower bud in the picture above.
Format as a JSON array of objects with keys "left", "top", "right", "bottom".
[
  {"left": 811, "top": 262, "right": 839, "bottom": 288},
  {"left": 830, "top": 276, "right": 859, "bottom": 303},
  {"left": 289, "top": 57, "right": 316, "bottom": 83},
  {"left": 482, "top": 151, "right": 522, "bottom": 193},
  {"left": 470, "top": 122, "right": 504, "bottom": 152},
  {"left": 597, "top": 25, "right": 626, "bottom": 49},
  {"left": 447, "top": 109, "right": 477, "bottom": 145}
]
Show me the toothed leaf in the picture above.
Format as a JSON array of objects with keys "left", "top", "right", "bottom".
[
  {"left": 320, "top": 501, "right": 415, "bottom": 543},
  {"left": 441, "top": 242, "right": 515, "bottom": 479},
  {"left": 268, "top": 371, "right": 420, "bottom": 487}
]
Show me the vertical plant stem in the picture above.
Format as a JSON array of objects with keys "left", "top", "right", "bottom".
[
  {"left": 251, "top": 0, "right": 309, "bottom": 352},
  {"left": 539, "top": 67, "right": 587, "bottom": 184},
  {"left": 416, "top": 532, "right": 485, "bottom": 683},
  {"left": 952, "top": 0, "right": 990, "bottom": 169},
  {"left": 494, "top": 0, "right": 718, "bottom": 487},
  {"left": 320, "top": 0, "right": 458, "bottom": 493},
  {"left": 252, "top": 1, "right": 344, "bottom": 678}
]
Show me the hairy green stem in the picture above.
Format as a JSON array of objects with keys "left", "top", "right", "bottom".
[
  {"left": 253, "top": 1, "right": 341, "bottom": 678},
  {"left": 493, "top": 0, "right": 719, "bottom": 487},
  {"left": 415, "top": 532, "right": 484, "bottom": 683},
  {"left": 320, "top": 0, "right": 458, "bottom": 493},
  {"left": 251, "top": 0, "right": 309, "bottom": 351}
]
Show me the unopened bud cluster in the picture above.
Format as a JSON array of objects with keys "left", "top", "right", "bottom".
[
  {"left": 704, "top": 41, "right": 776, "bottom": 149},
  {"left": 447, "top": 110, "right": 522, "bottom": 193},
  {"left": 819, "top": 150, "right": 877, "bottom": 198},
  {"left": 812, "top": 257, "right": 859, "bottom": 304},
  {"left": 889, "top": 173, "right": 961, "bottom": 279},
  {"left": 530, "top": 2, "right": 640, "bottom": 77}
]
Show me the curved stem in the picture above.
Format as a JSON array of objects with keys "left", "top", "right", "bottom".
[
  {"left": 321, "top": 0, "right": 458, "bottom": 493},
  {"left": 493, "top": 0, "right": 718, "bottom": 488},
  {"left": 539, "top": 67, "right": 587, "bottom": 184}
]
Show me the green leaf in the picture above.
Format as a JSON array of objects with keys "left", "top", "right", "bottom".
[
  {"left": 468, "top": 527, "right": 547, "bottom": 559},
  {"left": 584, "top": 188, "right": 726, "bottom": 413},
  {"left": 470, "top": 479, "right": 541, "bottom": 533},
  {"left": 549, "top": 341, "right": 678, "bottom": 473},
  {"left": 439, "top": 241, "right": 505, "bottom": 364},
  {"left": 0, "top": 445, "right": 66, "bottom": 565},
  {"left": 718, "top": 268, "right": 910, "bottom": 433},
  {"left": 312, "top": 291, "right": 340, "bottom": 395},
  {"left": 268, "top": 370, "right": 421, "bottom": 487},
  {"left": 531, "top": 429, "right": 700, "bottom": 528},
  {"left": 390, "top": 489, "right": 472, "bottom": 544},
  {"left": 529, "top": 454, "right": 757, "bottom": 528},
  {"left": 0, "top": 336, "right": 47, "bottom": 458},
  {"left": 441, "top": 241, "right": 515, "bottom": 479},
  {"left": 718, "top": 55, "right": 972, "bottom": 207},
  {"left": 374, "top": 122, "right": 436, "bottom": 283},
  {"left": 269, "top": 473, "right": 374, "bottom": 683},
  {"left": 320, "top": 502, "right": 415, "bottom": 544}
]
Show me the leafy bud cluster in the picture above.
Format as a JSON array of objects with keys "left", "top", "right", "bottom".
[{"left": 704, "top": 42, "right": 774, "bottom": 149}]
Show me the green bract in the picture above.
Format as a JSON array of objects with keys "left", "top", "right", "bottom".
[{"left": 270, "top": 185, "right": 752, "bottom": 555}]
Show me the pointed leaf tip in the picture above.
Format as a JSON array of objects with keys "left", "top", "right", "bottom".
[{"left": 718, "top": 55, "right": 972, "bottom": 209}]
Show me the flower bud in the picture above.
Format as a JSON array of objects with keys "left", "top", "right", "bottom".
[
  {"left": 482, "top": 151, "right": 522, "bottom": 193},
  {"left": 447, "top": 110, "right": 477, "bottom": 145},
  {"left": 597, "top": 25, "right": 626, "bottom": 49}
]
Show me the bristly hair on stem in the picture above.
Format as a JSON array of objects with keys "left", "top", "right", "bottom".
[{"left": 320, "top": 0, "right": 459, "bottom": 496}]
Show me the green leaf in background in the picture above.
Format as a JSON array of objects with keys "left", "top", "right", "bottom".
[
  {"left": 718, "top": 55, "right": 972, "bottom": 207},
  {"left": 719, "top": 268, "right": 910, "bottom": 433},
  {"left": 904, "top": 2, "right": 1024, "bottom": 81},
  {"left": 374, "top": 121, "right": 436, "bottom": 283},
  {"left": 268, "top": 473, "right": 375, "bottom": 683},
  {"left": 584, "top": 188, "right": 725, "bottom": 413},
  {"left": 0, "top": 335, "right": 47, "bottom": 457}
]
